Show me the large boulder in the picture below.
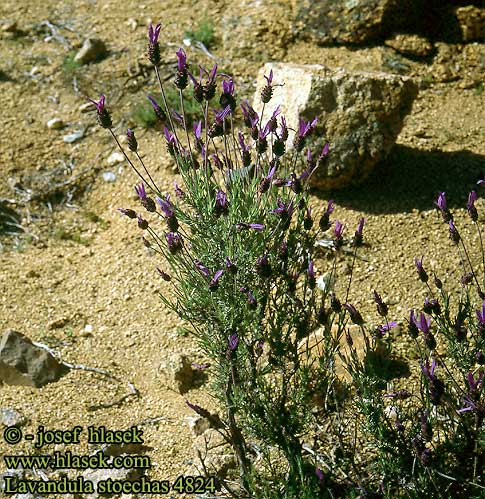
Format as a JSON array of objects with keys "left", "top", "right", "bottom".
[
  {"left": 221, "top": 0, "right": 293, "bottom": 60},
  {"left": 0, "top": 330, "right": 69, "bottom": 387},
  {"left": 294, "top": 0, "right": 428, "bottom": 45},
  {"left": 253, "top": 63, "right": 418, "bottom": 190}
]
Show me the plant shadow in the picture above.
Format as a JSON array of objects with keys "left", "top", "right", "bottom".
[{"left": 311, "top": 145, "right": 485, "bottom": 214}]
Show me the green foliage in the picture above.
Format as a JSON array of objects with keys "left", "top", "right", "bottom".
[
  {"left": 61, "top": 51, "right": 82, "bottom": 74},
  {"left": 185, "top": 21, "right": 215, "bottom": 48},
  {"left": 94, "top": 39, "right": 485, "bottom": 498}
]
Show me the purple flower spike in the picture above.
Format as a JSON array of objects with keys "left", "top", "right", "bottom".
[
  {"left": 414, "top": 256, "right": 429, "bottom": 283},
  {"left": 194, "top": 121, "right": 202, "bottom": 140},
  {"left": 215, "top": 105, "right": 232, "bottom": 124},
  {"left": 435, "top": 192, "right": 447, "bottom": 212},
  {"left": 373, "top": 290, "right": 388, "bottom": 317},
  {"left": 174, "top": 180, "right": 185, "bottom": 198},
  {"left": 421, "top": 358, "right": 445, "bottom": 405},
  {"left": 467, "top": 371, "right": 483, "bottom": 393},
  {"left": 228, "top": 332, "right": 239, "bottom": 353},
  {"left": 247, "top": 291, "right": 257, "bottom": 308},
  {"left": 135, "top": 183, "right": 147, "bottom": 200},
  {"left": 137, "top": 214, "right": 148, "bottom": 230},
  {"left": 214, "top": 189, "right": 229, "bottom": 216},
  {"left": 88, "top": 94, "right": 106, "bottom": 113},
  {"left": 319, "top": 143, "right": 330, "bottom": 159},
  {"left": 209, "top": 269, "right": 224, "bottom": 290},
  {"left": 416, "top": 312, "right": 431, "bottom": 335},
  {"left": 477, "top": 301, "right": 485, "bottom": 335},
  {"left": 156, "top": 195, "right": 175, "bottom": 218},
  {"left": 172, "top": 109, "right": 184, "bottom": 124},
  {"left": 467, "top": 190, "right": 478, "bottom": 209},
  {"left": 435, "top": 192, "right": 452, "bottom": 222},
  {"left": 261, "top": 69, "right": 274, "bottom": 103},
  {"left": 163, "top": 127, "right": 177, "bottom": 154},
  {"left": 319, "top": 200, "right": 335, "bottom": 232},
  {"left": 264, "top": 69, "right": 273, "bottom": 86},
  {"left": 343, "top": 303, "right": 364, "bottom": 326},
  {"left": 377, "top": 321, "right": 398, "bottom": 336},
  {"left": 236, "top": 222, "right": 265, "bottom": 231},
  {"left": 308, "top": 260, "right": 315, "bottom": 279},
  {"left": 421, "top": 358, "right": 437, "bottom": 381},
  {"left": 448, "top": 219, "right": 460, "bottom": 244},
  {"left": 298, "top": 117, "right": 317, "bottom": 138},
  {"left": 148, "top": 23, "right": 161, "bottom": 44},
  {"left": 165, "top": 232, "right": 183, "bottom": 254},
  {"left": 148, "top": 95, "right": 166, "bottom": 121},
  {"left": 194, "top": 259, "right": 210, "bottom": 278},
  {"left": 117, "top": 208, "right": 136, "bottom": 219},
  {"left": 353, "top": 217, "right": 365, "bottom": 246},
  {"left": 222, "top": 79, "right": 235, "bottom": 95},
  {"left": 315, "top": 467, "right": 325, "bottom": 484},
  {"left": 467, "top": 190, "right": 478, "bottom": 221},
  {"left": 176, "top": 48, "right": 187, "bottom": 72},
  {"left": 192, "top": 362, "right": 210, "bottom": 370},
  {"left": 147, "top": 23, "right": 162, "bottom": 65},
  {"left": 293, "top": 117, "right": 318, "bottom": 152},
  {"left": 88, "top": 94, "right": 112, "bottom": 128},
  {"left": 126, "top": 128, "right": 138, "bottom": 152},
  {"left": 240, "top": 100, "right": 258, "bottom": 127},
  {"left": 272, "top": 198, "right": 294, "bottom": 219},
  {"left": 225, "top": 256, "right": 237, "bottom": 274},
  {"left": 156, "top": 268, "right": 171, "bottom": 281},
  {"left": 334, "top": 221, "right": 344, "bottom": 247}
]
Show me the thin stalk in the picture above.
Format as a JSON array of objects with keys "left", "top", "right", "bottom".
[
  {"left": 477, "top": 223, "right": 485, "bottom": 290},
  {"left": 459, "top": 237, "right": 483, "bottom": 294},
  {"left": 108, "top": 129, "right": 152, "bottom": 189},
  {"left": 135, "top": 151, "right": 160, "bottom": 194}
]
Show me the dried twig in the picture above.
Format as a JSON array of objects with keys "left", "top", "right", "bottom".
[{"left": 32, "top": 341, "right": 139, "bottom": 411}]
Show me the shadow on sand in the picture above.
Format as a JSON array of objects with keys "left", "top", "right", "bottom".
[{"left": 311, "top": 145, "right": 485, "bottom": 214}]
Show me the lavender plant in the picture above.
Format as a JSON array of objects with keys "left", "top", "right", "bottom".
[
  {"left": 88, "top": 22, "right": 484, "bottom": 499},
  {"left": 338, "top": 191, "right": 485, "bottom": 498},
  {"left": 88, "top": 23, "right": 342, "bottom": 498}
]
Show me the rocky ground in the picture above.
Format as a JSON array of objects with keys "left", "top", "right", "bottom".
[{"left": 0, "top": 0, "right": 484, "bottom": 497}]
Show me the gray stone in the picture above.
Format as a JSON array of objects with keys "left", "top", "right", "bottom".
[
  {"left": 1, "top": 20, "right": 17, "bottom": 33},
  {"left": 1, "top": 407, "right": 27, "bottom": 427},
  {"left": 102, "top": 171, "right": 117, "bottom": 183},
  {"left": 46, "top": 118, "right": 64, "bottom": 130},
  {"left": 253, "top": 63, "right": 418, "bottom": 189},
  {"left": 294, "top": 0, "right": 427, "bottom": 46},
  {"left": 187, "top": 415, "right": 211, "bottom": 436},
  {"left": 106, "top": 152, "right": 124, "bottom": 166},
  {"left": 62, "top": 129, "right": 84, "bottom": 143},
  {"left": 385, "top": 34, "right": 434, "bottom": 58},
  {"left": 0, "top": 330, "right": 69, "bottom": 387},
  {"left": 455, "top": 6, "right": 484, "bottom": 42},
  {"left": 74, "top": 38, "right": 108, "bottom": 64}
]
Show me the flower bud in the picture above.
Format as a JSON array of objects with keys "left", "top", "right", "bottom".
[{"left": 126, "top": 129, "right": 138, "bottom": 152}]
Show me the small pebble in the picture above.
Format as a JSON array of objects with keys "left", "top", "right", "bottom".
[
  {"left": 46, "top": 118, "right": 64, "bottom": 130},
  {"left": 1, "top": 408, "right": 27, "bottom": 427},
  {"left": 63, "top": 130, "right": 84, "bottom": 143},
  {"left": 102, "top": 171, "right": 117, "bottom": 182},
  {"left": 107, "top": 152, "right": 124, "bottom": 166},
  {"left": 1, "top": 20, "right": 17, "bottom": 33}
]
